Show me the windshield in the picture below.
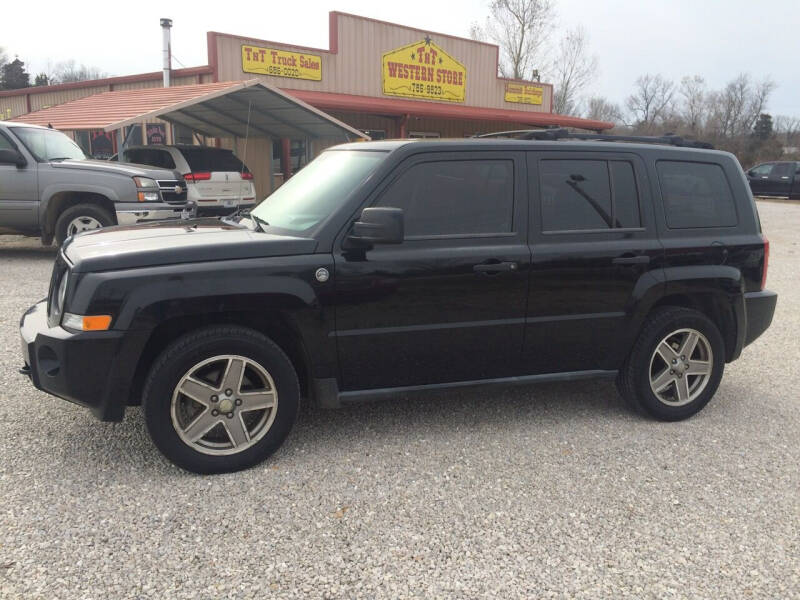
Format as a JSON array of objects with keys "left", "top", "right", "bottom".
[
  {"left": 13, "top": 127, "right": 86, "bottom": 162},
  {"left": 250, "top": 149, "right": 386, "bottom": 233}
]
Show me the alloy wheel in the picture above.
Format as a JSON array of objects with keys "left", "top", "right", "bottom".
[
  {"left": 648, "top": 328, "right": 713, "bottom": 407},
  {"left": 170, "top": 355, "right": 278, "bottom": 455}
]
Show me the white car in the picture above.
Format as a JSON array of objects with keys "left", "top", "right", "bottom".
[{"left": 120, "top": 145, "right": 257, "bottom": 215}]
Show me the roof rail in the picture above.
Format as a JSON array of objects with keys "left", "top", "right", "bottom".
[{"left": 476, "top": 128, "right": 714, "bottom": 149}]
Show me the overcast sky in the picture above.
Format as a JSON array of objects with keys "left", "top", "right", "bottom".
[{"left": 3, "top": 0, "right": 798, "bottom": 116}]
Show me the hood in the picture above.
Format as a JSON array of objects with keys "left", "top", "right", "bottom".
[
  {"left": 50, "top": 159, "right": 179, "bottom": 180},
  {"left": 63, "top": 219, "right": 318, "bottom": 273}
]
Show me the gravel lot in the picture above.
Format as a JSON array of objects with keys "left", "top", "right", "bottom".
[{"left": 0, "top": 200, "right": 798, "bottom": 599}]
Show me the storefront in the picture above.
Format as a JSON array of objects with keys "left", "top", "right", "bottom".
[{"left": 0, "top": 11, "right": 612, "bottom": 193}]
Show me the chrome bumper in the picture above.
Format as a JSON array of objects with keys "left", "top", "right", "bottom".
[{"left": 115, "top": 204, "right": 184, "bottom": 226}]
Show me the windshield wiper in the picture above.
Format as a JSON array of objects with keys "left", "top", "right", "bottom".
[{"left": 250, "top": 214, "right": 269, "bottom": 232}]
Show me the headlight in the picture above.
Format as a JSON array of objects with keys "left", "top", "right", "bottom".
[
  {"left": 133, "top": 176, "right": 158, "bottom": 188},
  {"left": 50, "top": 270, "right": 69, "bottom": 323}
]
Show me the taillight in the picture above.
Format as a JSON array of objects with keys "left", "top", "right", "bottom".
[
  {"left": 761, "top": 235, "right": 770, "bottom": 290},
  {"left": 183, "top": 172, "right": 211, "bottom": 182},
  {"left": 241, "top": 172, "right": 253, "bottom": 180}
]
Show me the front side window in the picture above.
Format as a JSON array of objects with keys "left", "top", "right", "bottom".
[
  {"left": 13, "top": 127, "right": 85, "bottom": 162},
  {"left": 377, "top": 159, "right": 514, "bottom": 237},
  {"left": 539, "top": 159, "right": 641, "bottom": 232},
  {"left": 657, "top": 161, "right": 738, "bottom": 229},
  {"left": 750, "top": 163, "right": 774, "bottom": 177},
  {"left": 251, "top": 149, "right": 386, "bottom": 234},
  {"left": 0, "top": 133, "right": 14, "bottom": 151}
]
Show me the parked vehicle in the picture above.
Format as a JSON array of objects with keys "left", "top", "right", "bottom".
[
  {"left": 0, "top": 122, "right": 187, "bottom": 245},
  {"left": 20, "top": 132, "right": 777, "bottom": 473},
  {"left": 117, "top": 145, "right": 256, "bottom": 216},
  {"left": 746, "top": 160, "right": 800, "bottom": 198}
]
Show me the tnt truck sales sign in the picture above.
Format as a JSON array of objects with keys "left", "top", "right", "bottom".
[
  {"left": 382, "top": 38, "right": 466, "bottom": 103},
  {"left": 241, "top": 45, "right": 322, "bottom": 81}
]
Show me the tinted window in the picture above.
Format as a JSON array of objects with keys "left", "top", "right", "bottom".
[
  {"left": 540, "top": 159, "right": 640, "bottom": 231},
  {"left": 179, "top": 147, "right": 247, "bottom": 172},
  {"left": 378, "top": 160, "right": 514, "bottom": 237},
  {"left": 771, "top": 163, "right": 793, "bottom": 177},
  {"left": 124, "top": 148, "right": 176, "bottom": 169},
  {"left": 610, "top": 161, "right": 641, "bottom": 228},
  {"left": 750, "top": 163, "right": 773, "bottom": 177},
  {"left": 0, "top": 133, "right": 14, "bottom": 150},
  {"left": 657, "top": 161, "right": 737, "bottom": 229}
]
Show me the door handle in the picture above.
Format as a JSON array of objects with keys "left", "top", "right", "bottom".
[
  {"left": 473, "top": 261, "right": 518, "bottom": 273},
  {"left": 612, "top": 255, "right": 650, "bottom": 265},
  {"left": 781, "top": 176, "right": 790, "bottom": 180}
]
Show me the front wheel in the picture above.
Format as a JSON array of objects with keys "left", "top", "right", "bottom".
[
  {"left": 617, "top": 307, "right": 725, "bottom": 421},
  {"left": 54, "top": 203, "right": 113, "bottom": 245},
  {"left": 143, "top": 326, "right": 300, "bottom": 474}
]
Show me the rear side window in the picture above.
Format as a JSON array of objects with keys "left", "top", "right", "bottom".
[
  {"left": 377, "top": 159, "right": 514, "bottom": 237},
  {"left": 179, "top": 148, "right": 248, "bottom": 173},
  {"left": 657, "top": 161, "right": 737, "bottom": 229},
  {"left": 771, "top": 163, "right": 794, "bottom": 177},
  {"left": 124, "top": 148, "right": 176, "bottom": 169},
  {"left": 539, "top": 159, "right": 641, "bottom": 231}
]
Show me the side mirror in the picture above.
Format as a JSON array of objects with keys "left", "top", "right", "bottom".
[
  {"left": 747, "top": 170, "right": 755, "bottom": 177},
  {"left": 348, "top": 207, "right": 404, "bottom": 245},
  {"left": 0, "top": 148, "right": 26, "bottom": 167}
]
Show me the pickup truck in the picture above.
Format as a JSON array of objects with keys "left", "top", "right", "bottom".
[
  {"left": 746, "top": 160, "right": 800, "bottom": 198},
  {"left": 0, "top": 121, "right": 188, "bottom": 245}
]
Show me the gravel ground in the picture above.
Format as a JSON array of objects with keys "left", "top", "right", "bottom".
[{"left": 0, "top": 201, "right": 798, "bottom": 599}]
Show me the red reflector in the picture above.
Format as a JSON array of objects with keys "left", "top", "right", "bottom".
[
  {"left": 241, "top": 172, "right": 253, "bottom": 180},
  {"left": 184, "top": 172, "right": 211, "bottom": 182},
  {"left": 761, "top": 235, "right": 769, "bottom": 290}
]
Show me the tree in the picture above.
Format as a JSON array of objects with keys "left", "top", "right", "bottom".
[
  {"left": 0, "top": 47, "right": 7, "bottom": 70},
  {"left": 34, "top": 73, "right": 50, "bottom": 86},
  {"left": 470, "top": 0, "right": 555, "bottom": 80},
  {"left": 1, "top": 57, "right": 31, "bottom": 90},
  {"left": 706, "top": 74, "right": 774, "bottom": 140},
  {"left": 753, "top": 113, "right": 773, "bottom": 140},
  {"left": 625, "top": 74, "right": 675, "bottom": 132},
  {"left": 584, "top": 96, "right": 623, "bottom": 124},
  {"left": 550, "top": 27, "right": 597, "bottom": 115},
  {"left": 679, "top": 75, "right": 707, "bottom": 134},
  {"left": 52, "top": 60, "right": 107, "bottom": 84},
  {"left": 774, "top": 115, "right": 800, "bottom": 147}
]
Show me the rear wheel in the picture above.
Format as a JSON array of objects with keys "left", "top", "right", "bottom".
[
  {"left": 617, "top": 307, "right": 725, "bottom": 421},
  {"left": 143, "top": 326, "right": 300, "bottom": 474},
  {"left": 54, "top": 203, "right": 113, "bottom": 245}
]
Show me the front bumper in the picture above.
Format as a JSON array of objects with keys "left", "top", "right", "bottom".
[
  {"left": 20, "top": 300, "right": 147, "bottom": 422},
  {"left": 115, "top": 202, "right": 184, "bottom": 226}
]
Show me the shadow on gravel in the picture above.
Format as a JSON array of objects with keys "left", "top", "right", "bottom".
[
  {"left": 50, "top": 378, "right": 632, "bottom": 478},
  {"left": 0, "top": 247, "right": 58, "bottom": 259}
]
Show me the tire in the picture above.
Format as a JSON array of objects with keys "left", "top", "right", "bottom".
[
  {"left": 54, "top": 203, "right": 113, "bottom": 246},
  {"left": 142, "top": 326, "right": 300, "bottom": 474},
  {"left": 616, "top": 307, "right": 725, "bottom": 421}
]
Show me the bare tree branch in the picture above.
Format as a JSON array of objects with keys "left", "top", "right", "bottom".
[{"left": 550, "top": 27, "right": 598, "bottom": 115}]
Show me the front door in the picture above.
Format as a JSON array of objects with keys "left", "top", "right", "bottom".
[
  {"left": 0, "top": 131, "right": 38, "bottom": 233},
  {"left": 747, "top": 163, "right": 773, "bottom": 196},
  {"left": 333, "top": 151, "right": 530, "bottom": 391},
  {"left": 522, "top": 151, "right": 663, "bottom": 374}
]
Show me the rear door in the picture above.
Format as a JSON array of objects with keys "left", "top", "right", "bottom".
[
  {"left": 333, "top": 150, "right": 530, "bottom": 390},
  {"left": 523, "top": 151, "right": 662, "bottom": 374},
  {"left": 180, "top": 148, "right": 252, "bottom": 207},
  {"left": 767, "top": 162, "right": 794, "bottom": 196}
]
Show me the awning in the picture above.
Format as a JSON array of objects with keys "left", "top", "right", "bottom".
[
  {"left": 11, "top": 80, "right": 366, "bottom": 139},
  {"left": 287, "top": 89, "right": 614, "bottom": 132}
]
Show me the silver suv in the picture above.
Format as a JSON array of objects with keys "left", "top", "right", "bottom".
[
  {"left": 119, "top": 145, "right": 256, "bottom": 216},
  {"left": 0, "top": 122, "right": 187, "bottom": 245}
]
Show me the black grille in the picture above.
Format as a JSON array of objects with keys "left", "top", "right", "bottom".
[{"left": 157, "top": 180, "right": 188, "bottom": 206}]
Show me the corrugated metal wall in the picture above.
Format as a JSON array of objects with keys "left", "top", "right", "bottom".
[{"left": 215, "top": 13, "right": 553, "bottom": 113}]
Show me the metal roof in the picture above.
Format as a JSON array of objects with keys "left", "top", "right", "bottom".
[{"left": 10, "top": 80, "right": 366, "bottom": 140}]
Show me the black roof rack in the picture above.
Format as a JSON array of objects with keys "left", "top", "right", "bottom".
[{"left": 476, "top": 128, "right": 714, "bottom": 149}]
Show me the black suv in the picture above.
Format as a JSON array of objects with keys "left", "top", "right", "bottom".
[{"left": 20, "top": 132, "right": 777, "bottom": 473}]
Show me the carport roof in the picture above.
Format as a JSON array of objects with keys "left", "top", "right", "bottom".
[{"left": 10, "top": 80, "right": 366, "bottom": 140}]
